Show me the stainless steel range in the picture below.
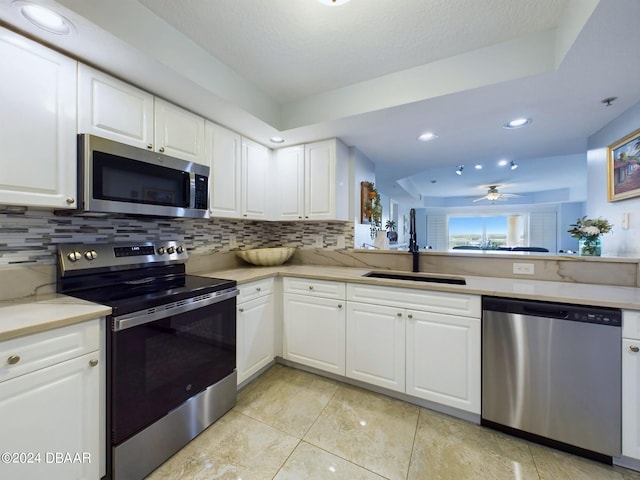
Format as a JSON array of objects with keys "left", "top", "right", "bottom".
[{"left": 57, "top": 241, "right": 238, "bottom": 480}]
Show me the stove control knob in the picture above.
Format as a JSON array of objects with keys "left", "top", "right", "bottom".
[
  {"left": 157, "top": 247, "right": 165, "bottom": 255},
  {"left": 84, "top": 250, "right": 97, "bottom": 261},
  {"left": 167, "top": 246, "right": 176, "bottom": 255},
  {"left": 176, "top": 245, "right": 184, "bottom": 254},
  {"left": 67, "top": 251, "right": 82, "bottom": 262}
]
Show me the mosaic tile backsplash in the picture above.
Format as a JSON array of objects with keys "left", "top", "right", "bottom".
[{"left": 0, "top": 210, "right": 354, "bottom": 266}]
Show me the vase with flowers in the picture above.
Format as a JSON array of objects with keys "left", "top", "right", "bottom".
[{"left": 567, "top": 216, "right": 613, "bottom": 256}]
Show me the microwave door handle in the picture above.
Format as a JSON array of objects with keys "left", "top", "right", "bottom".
[{"left": 186, "top": 172, "right": 194, "bottom": 208}]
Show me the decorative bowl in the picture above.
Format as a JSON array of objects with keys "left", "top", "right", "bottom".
[{"left": 236, "top": 247, "right": 296, "bottom": 266}]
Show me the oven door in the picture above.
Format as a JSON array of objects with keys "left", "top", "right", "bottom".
[{"left": 109, "top": 290, "right": 237, "bottom": 445}]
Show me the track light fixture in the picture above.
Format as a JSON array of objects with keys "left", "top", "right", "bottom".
[
  {"left": 456, "top": 165, "right": 464, "bottom": 176},
  {"left": 510, "top": 161, "right": 518, "bottom": 170}
]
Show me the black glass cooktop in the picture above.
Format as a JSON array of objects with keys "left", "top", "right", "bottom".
[{"left": 63, "top": 273, "right": 236, "bottom": 317}]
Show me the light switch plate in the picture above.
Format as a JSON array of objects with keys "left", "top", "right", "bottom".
[{"left": 513, "top": 262, "right": 535, "bottom": 275}]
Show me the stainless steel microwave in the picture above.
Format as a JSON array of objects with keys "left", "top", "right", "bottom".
[{"left": 71, "top": 134, "right": 209, "bottom": 218}]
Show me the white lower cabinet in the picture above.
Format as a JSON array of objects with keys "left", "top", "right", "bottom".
[
  {"left": 237, "top": 280, "right": 275, "bottom": 385},
  {"left": 0, "top": 320, "right": 101, "bottom": 480},
  {"left": 346, "top": 302, "right": 405, "bottom": 392},
  {"left": 282, "top": 278, "right": 346, "bottom": 375},
  {"left": 406, "top": 310, "right": 480, "bottom": 413},
  {"left": 623, "top": 310, "right": 640, "bottom": 460}
]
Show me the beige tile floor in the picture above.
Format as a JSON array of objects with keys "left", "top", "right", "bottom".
[{"left": 148, "top": 365, "right": 640, "bottom": 480}]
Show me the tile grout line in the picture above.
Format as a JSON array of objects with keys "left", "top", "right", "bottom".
[{"left": 404, "top": 407, "right": 422, "bottom": 480}]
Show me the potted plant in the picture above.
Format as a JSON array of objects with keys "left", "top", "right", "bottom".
[
  {"left": 567, "top": 216, "right": 613, "bottom": 256},
  {"left": 385, "top": 220, "right": 398, "bottom": 243}
]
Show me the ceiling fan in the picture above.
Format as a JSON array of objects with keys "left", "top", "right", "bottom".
[{"left": 472, "top": 185, "right": 524, "bottom": 202}]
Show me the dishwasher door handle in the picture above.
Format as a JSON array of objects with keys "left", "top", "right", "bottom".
[{"left": 522, "top": 305, "right": 569, "bottom": 319}]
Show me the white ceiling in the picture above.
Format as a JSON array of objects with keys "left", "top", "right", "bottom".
[{"left": 2, "top": 0, "right": 640, "bottom": 205}]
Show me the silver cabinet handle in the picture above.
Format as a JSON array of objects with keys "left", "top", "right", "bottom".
[
  {"left": 158, "top": 146, "right": 165, "bottom": 153},
  {"left": 147, "top": 144, "right": 153, "bottom": 149},
  {"left": 630, "top": 345, "right": 640, "bottom": 353},
  {"left": 89, "top": 359, "right": 99, "bottom": 367},
  {"left": 7, "top": 355, "right": 20, "bottom": 365},
  {"left": 66, "top": 197, "right": 75, "bottom": 204},
  {"left": 239, "top": 307, "right": 244, "bottom": 313}
]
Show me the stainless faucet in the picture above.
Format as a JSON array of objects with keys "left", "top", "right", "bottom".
[{"left": 408, "top": 208, "right": 419, "bottom": 272}]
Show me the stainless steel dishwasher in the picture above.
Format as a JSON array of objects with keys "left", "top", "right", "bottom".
[{"left": 481, "top": 296, "right": 621, "bottom": 462}]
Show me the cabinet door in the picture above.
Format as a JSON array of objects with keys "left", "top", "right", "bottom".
[
  {"left": 623, "top": 338, "right": 640, "bottom": 459},
  {"left": 154, "top": 98, "right": 206, "bottom": 164},
  {"left": 346, "top": 302, "right": 405, "bottom": 392},
  {"left": 406, "top": 310, "right": 480, "bottom": 413},
  {"left": 0, "top": 28, "right": 76, "bottom": 209},
  {"left": 242, "top": 138, "right": 269, "bottom": 219},
  {"left": 207, "top": 122, "right": 242, "bottom": 218},
  {"left": 274, "top": 146, "right": 305, "bottom": 220},
  {"left": 77, "top": 63, "right": 154, "bottom": 150},
  {"left": 283, "top": 293, "right": 345, "bottom": 375},
  {"left": 237, "top": 295, "right": 274, "bottom": 385},
  {"left": 304, "top": 140, "right": 335, "bottom": 220},
  {"left": 0, "top": 352, "right": 100, "bottom": 480}
]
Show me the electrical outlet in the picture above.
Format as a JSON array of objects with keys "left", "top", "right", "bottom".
[
  {"left": 513, "top": 263, "right": 535, "bottom": 275},
  {"left": 229, "top": 235, "right": 237, "bottom": 249}
]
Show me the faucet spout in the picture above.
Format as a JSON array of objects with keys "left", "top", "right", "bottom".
[{"left": 408, "top": 208, "right": 419, "bottom": 272}]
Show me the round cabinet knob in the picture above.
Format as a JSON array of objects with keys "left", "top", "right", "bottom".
[
  {"left": 408, "top": 314, "right": 413, "bottom": 319},
  {"left": 66, "top": 197, "right": 75, "bottom": 204},
  {"left": 338, "top": 304, "right": 343, "bottom": 309},
  {"left": 167, "top": 246, "right": 176, "bottom": 254},
  {"left": 397, "top": 313, "right": 402, "bottom": 317},
  {"left": 84, "top": 250, "right": 97, "bottom": 260},
  {"left": 7, "top": 355, "right": 20, "bottom": 365},
  {"left": 256, "top": 287, "right": 261, "bottom": 292},
  {"left": 147, "top": 144, "right": 153, "bottom": 149},
  {"left": 157, "top": 247, "right": 165, "bottom": 255},
  {"left": 630, "top": 345, "right": 640, "bottom": 353},
  {"left": 308, "top": 286, "right": 314, "bottom": 290},
  {"left": 67, "top": 251, "right": 81, "bottom": 262},
  {"left": 239, "top": 307, "right": 244, "bottom": 313},
  {"left": 158, "top": 147, "right": 165, "bottom": 153},
  {"left": 89, "top": 359, "right": 99, "bottom": 367},
  {"left": 176, "top": 245, "right": 184, "bottom": 254}
]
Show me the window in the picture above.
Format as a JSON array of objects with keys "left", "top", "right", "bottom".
[{"left": 448, "top": 215, "right": 524, "bottom": 249}]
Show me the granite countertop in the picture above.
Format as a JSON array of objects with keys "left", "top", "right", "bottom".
[
  {"left": 0, "top": 294, "right": 111, "bottom": 342},
  {"left": 3, "top": 265, "right": 639, "bottom": 342},
  {"left": 201, "top": 265, "right": 640, "bottom": 310}
]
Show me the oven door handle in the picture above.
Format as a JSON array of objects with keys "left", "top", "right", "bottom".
[{"left": 112, "top": 287, "right": 238, "bottom": 332}]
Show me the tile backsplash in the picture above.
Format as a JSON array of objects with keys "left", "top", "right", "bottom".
[{"left": 0, "top": 210, "right": 354, "bottom": 266}]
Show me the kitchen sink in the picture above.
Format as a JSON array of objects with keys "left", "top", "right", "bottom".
[{"left": 363, "top": 271, "right": 466, "bottom": 285}]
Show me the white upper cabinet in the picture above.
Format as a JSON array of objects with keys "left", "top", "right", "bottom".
[
  {"left": 0, "top": 27, "right": 77, "bottom": 209},
  {"left": 154, "top": 98, "right": 205, "bottom": 165},
  {"left": 78, "top": 64, "right": 153, "bottom": 149},
  {"left": 207, "top": 122, "right": 242, "bottom": 218},
  {"left": 242, "top": 138, "right": 270, "bottom": 220},
  {"left": 78, "top": 64, "right": 205, "bottom": 164},
  {"left": 207, "top": 122, "right": 270, "bottom": 219},
  {"left": 274, "top": 139, "right": 349, "bottom": 221}
]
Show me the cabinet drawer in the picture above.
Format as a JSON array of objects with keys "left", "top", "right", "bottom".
[
  {"left": 283, "top": 277, "right": 345, "bottom": 300},
  {"left": 0, "top": 319, "right": 100, "bottom": 383},
  {"left": 347, "top": 283, "right": 480, "bottom": 318},
  {"left": 238, "top": 278, "right": 274, "bottom": 303},
  {"left": 624, "top": 310, "right": 640, "bottom": 340}
]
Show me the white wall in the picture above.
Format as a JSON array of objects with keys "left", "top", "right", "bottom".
[
  {"left": 350, "top": 146, "right": 376, "bottom": 248},
  {"left": 587, "top": 100, "right": 640, "bottom": 256}
]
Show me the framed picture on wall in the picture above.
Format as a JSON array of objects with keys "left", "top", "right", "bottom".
[{"left": 607, "top": 127, "right": 640, "bottom": 202}]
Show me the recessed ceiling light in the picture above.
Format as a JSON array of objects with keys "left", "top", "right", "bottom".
[
  {"left": 503, "top": 118, "right": 531, "bottom": 129},
  {"left": 269, "top": 136, "right": 285, "bottom": 144},
  {"left": 317, "top": 0, "right": 351, "bottom": 5},
  {"left": 417, "top": 132, "right": 437, "bottom": 142},
  {"left": 14, "top": 1, "right": 73, "bottom": 35},
  {"left": 474, "top": 164, "right": 482, "bottom": 170},
  {"left": 498, "top": 159, "right": 508, "bottom": 167}
]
